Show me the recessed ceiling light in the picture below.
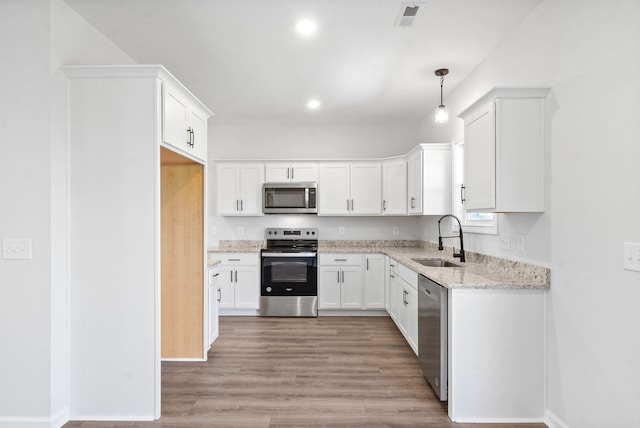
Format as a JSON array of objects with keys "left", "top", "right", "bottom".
[
  {"left": 307, "top": 99, "right": 321, "bottom": 110},
  {"left": 296, "top": 18, "right": 318, "bottom": 36}
]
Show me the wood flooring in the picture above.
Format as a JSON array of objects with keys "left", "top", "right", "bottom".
[{"left": 64, "top": 316, "right": 547, "bottom": 428}]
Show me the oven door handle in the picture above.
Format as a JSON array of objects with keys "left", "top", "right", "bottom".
[{"left": 261, "top": 252, "right": 317, "bottom": 258}]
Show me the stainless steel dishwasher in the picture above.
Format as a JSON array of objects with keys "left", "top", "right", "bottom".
[{"left": 418, "top": 274, "right": 448, "bottom": 401}]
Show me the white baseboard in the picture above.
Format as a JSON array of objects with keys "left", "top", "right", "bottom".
[
  {"left": 318, "top": 310, "right": 388, "bottom": 316},
  {"left": 68, "top": 415, "right": 155, "bottom": 422},
  {"left": 0, "top": 409, "right": 68, "bottom": 428},
  {"left": 545, "top": 410, "right": 571, "bottom": 428},
  {"left": 451, "top": 417, "right": 544, "bottom": 423}
]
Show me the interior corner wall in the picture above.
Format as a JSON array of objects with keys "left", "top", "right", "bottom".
[
  {"left": 208, "top": 122, "right": 420, "bottom": 160},
  {"left": 50, "top": 0, "right": 136, "bottom": 424},
  {"left": 417, "top": 1, "right": 640, "bottom": 427}
]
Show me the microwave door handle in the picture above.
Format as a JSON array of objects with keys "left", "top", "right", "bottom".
[{"left": 305, "top": 188, "right": 309, "bottom": 209}]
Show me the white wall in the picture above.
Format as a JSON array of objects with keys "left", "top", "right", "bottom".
[
  {"left": 0, "top": 1, "right": 53, "bottom": 423},
  {"left": 418, "top": 1, "right": 640, "bottom": 426},
  {"left": 209, "top": 122, "right": 420, "bottom": 160},
  {"left": 0, "top": 1, "right": 134, "bottom": 426}
]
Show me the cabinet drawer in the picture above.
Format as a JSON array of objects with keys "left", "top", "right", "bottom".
[
  {"left": 217, "top": 253, "right": 259, "bottom": 265},
  {"left": 398, "top": 263, "right": 418, "bottom": 289},
  {"left": 319, "top": 253, "right": 363, "bottom": 266}
]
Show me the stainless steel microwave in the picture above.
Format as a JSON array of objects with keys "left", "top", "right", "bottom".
[{"left": 263, "top": 182, "right": 317, "bottom": 214}]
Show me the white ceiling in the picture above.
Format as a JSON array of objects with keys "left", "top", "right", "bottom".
[{"left": 62, "top": 0, "right": 541, "bottom": 125}]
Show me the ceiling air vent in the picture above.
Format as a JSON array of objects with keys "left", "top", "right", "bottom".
[{"left": 394, "top": 2, "right": 425, "bottom": 28}]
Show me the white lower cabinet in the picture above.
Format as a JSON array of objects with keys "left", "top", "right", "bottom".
[
  {"left": 217, "top": 253, "right": 260, "bottom": 310},
  {"left": 318, "top": 254, "right": 363, "bottom": 309},
  {"left": 207, "top": 266, "right": 220, "bottom": 347},
  {"left": 364, "top": 254, "right": 385, "bottom": 309},
  {"left": 386, "top": 258, "right": 418, "bottom": 355}
]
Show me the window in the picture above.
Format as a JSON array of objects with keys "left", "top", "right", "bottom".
[{"left": 451, "top": 138, "right": 497, "bottom": 234}]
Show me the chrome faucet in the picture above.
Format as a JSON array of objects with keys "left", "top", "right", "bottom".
[{"left": 437, "top": 214, "right": 466, "bottom": 262}]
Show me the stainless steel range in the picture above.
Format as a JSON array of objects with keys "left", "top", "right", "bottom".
[{"left": 260, "top": 228, "right": 318, "bottom": 317}]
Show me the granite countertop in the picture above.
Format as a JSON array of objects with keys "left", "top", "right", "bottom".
[
  {"left": 208, "top": 241, "right": 550, "bottom": 290},
  {"left": 207, "top": 259, "right": 221, "bottom": 267}
]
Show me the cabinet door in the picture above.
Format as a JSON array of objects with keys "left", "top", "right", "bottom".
[
  {"left": 264, "top": 163, "right": 291, "bottom": 182},
  {"left": 290, "top": 163, "right": 318, "bottom": 182},
  {"left": 405, "top": 285, "right": 418, "bottom": 354},
  {"left": 350, "top": 163, "right": 382, "bottom": 215},
  {"left": 216, "top": 164, "right": 240, "bottom": 215},
  {"left": 318, "top": 164, "right": 350, "bottom": 215},
  {"left": 319, "top": 266, "right": 341, "bottom": 309},
  {"left": 389, "top": 272, "right": 399, "bottom": 321},
  {"left": 364, "top": 254, "right": 385, "bottom": 309},
  {"left": 188, "top": 107, "right": 208, "bottom": 162},
  {"left": 340, "top": 266, "right": 363, "bottom": 309},
  {"left": 208, "top": 285, "right": 219, "bottom": 346},
  {"left": 217, "top": 266, "right": 235, "bottom": 308},
  {"left": 397, "top": 282, "right": 410, "bottom": 336},
  {"left": 163, "top": 86, "right": 189, "bottom": 151},
  {"left": 464, "top": 104, "right": 495, "bottom": 210},
  {"left": 238, "top": 164, "right": 264, "bottom": 216},
  {"left": 407, "top": 150, "right": 422, "bottom": 214},
  {"left": 234, "top": 265, "right": 259, "bottom": 308},
  {"left": 382, "top": 160, "right": 407, "bottom": 215}
]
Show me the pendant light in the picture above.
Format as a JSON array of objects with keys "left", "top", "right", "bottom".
[{"left": 434, "top": 68, "right": 449, "bottom": 124}]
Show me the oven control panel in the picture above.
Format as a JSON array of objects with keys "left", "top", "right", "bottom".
[{"left": 265, "top": 228, "right": 317, "bottom": 239}]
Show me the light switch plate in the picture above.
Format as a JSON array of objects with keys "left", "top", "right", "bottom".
[
  {"left": 338, "top": 226, "right": 345, "bottom": 235},
  {"left": 623, "top": 242, "right": 640, "bottom": 272},
  {"left": 392, "top": 227, "right": 400, "bottom": 235},
  {"left": 516, "top": 234, "right": 525, "bottom": 252},
  {"left": 3, "top": 238, "right": 32, "bottom": 260},
  {"left": 237, "top": 227, "right": 244, "bottom": 236}
]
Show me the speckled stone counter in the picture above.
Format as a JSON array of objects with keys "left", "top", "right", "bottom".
[
  {"left": 208, "top": 240, "right": 550, "bottom": 290},
  {"left": 318, "top": 242, "right": 549, "bottom": 290},
  {"left": 207, "top": 259, "right": 221, "bottom": 267}
]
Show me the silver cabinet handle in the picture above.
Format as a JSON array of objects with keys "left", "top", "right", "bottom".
[
  {"left": 461, "top": 184, "right": 466, "bottom": 204},
  {"left": 290, "top": 167, "right": 294, "bottom": 180},
  {"left": 337, "top": 271, "right": 340, "bottom": 283},
  {"left": 212, "top": 273, "right": 220, "bottom": 277},
  {"left": 347, "top": 199, "right": 350, "bottom": 211},
  {"left": 351, "top": 199, "right": 354, "bottom": 211},
  {"left": 230, "top": 271, "right": 233, "bottom": 282},
  {"left": 334, "top": 258, "right": 347, "bottom": 262},
  {"left": 390, "top": 274, "right": 396, "bottom": 278},
  {"left": 234, "top": 270, "right": 238, "bottom": 282},
  {"left": 410, "top": 197, "right": 416, "bottom": 209},
  {"left": 383, "top": 200, "right": 386, "bottom": 211},
  {"left": 217, "top": 288, "right": 221, "bottom": 302},
  {"left": 240, "top": 200, "right": 243, "bottom": 211},
  {"left": 228, "top": 258, "right": 240, "bottom": 261},
  {"left": 341, "top": 270, "right": 345, "bottom": 283},
  {"left": 366, "top": 258, "right": 369, "bottom": 270}
]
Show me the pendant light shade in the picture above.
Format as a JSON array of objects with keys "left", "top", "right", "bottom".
[{"left": 434, "top": 68, "right": 449, "bottom": 124}]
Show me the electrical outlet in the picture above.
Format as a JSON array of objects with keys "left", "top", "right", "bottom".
[
  {"left": 393, "top": 227, "right": 400, "bottom": 235},
  {"left": 516, "top": 234, "right": 525, "bottom": 252},
  {"left": 237, "top": 227, "right": 244, "bottom": 236},
  {"left": 623, "top": 242, "right": 640, "bottom": 272},
  {"left": 499, "top": 233, "right": 511, "bottom": 250},
  {"left": 338, "top": 226, "right": 345, "bottom": 235},
  {"left": 209, "top": 226, "right": 217, "bottom": 236},
  {"left": 3, "top": 238, "right": 32, "bottom": 260}
]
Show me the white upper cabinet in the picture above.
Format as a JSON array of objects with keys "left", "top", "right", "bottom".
[
  {"left": 459, "top": 88, "right": 549, "bottom": 212},
  {"left": 382, "top": 159, "right": 407, "bottom": 215},
  {"left": 407, "top": 144, "right": 451, "bottom": 216},
  {"left": 216, "top": 163, "right": 264, "bottom": 216},
  {"left": 162, "top": 80, "right": 210, "bottom": 162},
  {"left": 318, "top": 162, "right": 382, "bottom": 215},
  {"left": 265, "top": 162, "right": 318, "bottom": 183}
]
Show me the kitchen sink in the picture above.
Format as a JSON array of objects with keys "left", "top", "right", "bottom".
[{"left": 411, "top": 258, "right": 461, "bottom": 268}]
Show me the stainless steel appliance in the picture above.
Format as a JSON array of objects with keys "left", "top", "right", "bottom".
[
  {"left": 263, "top": 183, "right": 317, "bottom": 214},
  {"left": 418, "top": 274, "right": 448, "bottom": 401},
  {"left": 260, "top": 228, "right": 318, "bottom": 317}
]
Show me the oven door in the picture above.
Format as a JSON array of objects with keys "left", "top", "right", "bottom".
[{"left": 261, "top": 252, "right": 317, "bottom": 296}]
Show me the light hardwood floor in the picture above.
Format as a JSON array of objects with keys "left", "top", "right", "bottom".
[{"left": 64, "top": 316, "right": 547, "bottom": 428}]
